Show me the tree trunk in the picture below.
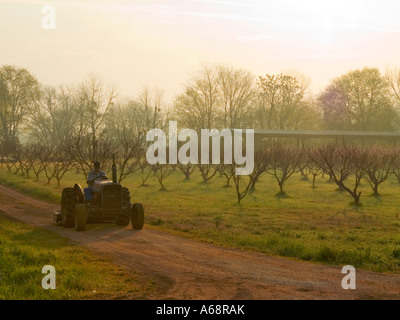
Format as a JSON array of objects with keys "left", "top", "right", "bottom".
[
  {"left": 279, "top": 181, "right": 284, "bottom": 194},
  {"left": 159, "top": 180, "right": 166, "bottom": 191},
  {"left": 250, "top": 177, "right": 258, "bottom": 191},
  {"left": 225, "top": 176, "right": 231, "bottom": 188},
  {"left": 353, "top": 192, "right": 362, "bottom": 206},
  {"left": 373, "top": 184, "right": 379, "bottom": 197}
]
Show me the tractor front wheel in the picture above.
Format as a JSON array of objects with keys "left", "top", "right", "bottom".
[
  {"left": 74, "top": 204, "right": 87, "bottom": 231},
  {"left": 131, "top": 203, "right": 144, "bottom": 230}
]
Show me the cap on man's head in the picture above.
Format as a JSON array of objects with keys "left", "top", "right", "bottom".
[{"left": 94, "top": 161, "right": 101, "bottom": 167}]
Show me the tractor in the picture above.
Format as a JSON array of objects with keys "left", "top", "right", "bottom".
[{"left": 54, "top": 157, "right": 144, "bottom": 231}]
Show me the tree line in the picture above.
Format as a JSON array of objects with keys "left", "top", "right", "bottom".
[{"left": 2, "top": 64, "right": 400, "bottom": 153}]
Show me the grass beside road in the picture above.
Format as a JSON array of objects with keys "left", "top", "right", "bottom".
[
  {"left": 0, "top": 216, "right": 153, "bottom": 300},
  {"left": 1, "top": 167, "right": 400, "bottom": 273}
]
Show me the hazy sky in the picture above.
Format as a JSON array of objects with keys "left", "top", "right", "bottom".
[{"left": 1, "top": 0, "right": 400, "bottom": 102}]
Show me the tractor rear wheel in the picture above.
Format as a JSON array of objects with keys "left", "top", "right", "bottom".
[
  {"left": 61, "top": 188, "right": 76, "bottom": 228},
  {"left": 74, "top": 204, "right": 87, "bottom": 231},
  {"left": 131, "top": 203, "right": 144, "bottom": 230},
  {"left": 116, "top": 187, "right": 131, "bottom": 226}
]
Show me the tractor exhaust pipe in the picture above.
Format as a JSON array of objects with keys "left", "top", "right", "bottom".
[{"left": 112, "top": 154, "right": 117, "bottom": 184}]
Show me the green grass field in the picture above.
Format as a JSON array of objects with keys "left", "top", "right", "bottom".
[
  {"left": 0, "top": 216, "right": 154, "bottom": 299},
  {"left": 1, "top": 166, "right": 400, "bottom": 273}
]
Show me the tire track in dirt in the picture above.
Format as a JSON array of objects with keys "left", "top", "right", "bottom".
[{"left": 0, "top": 184, "right": 399, "bottom": 300}]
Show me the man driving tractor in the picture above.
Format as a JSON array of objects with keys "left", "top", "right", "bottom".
[
  {"left": 85, "top": 161, "right": 107, "bottom": 200},
  {"left": 87, "top": 162, "right": 107, "bottom": 188}
]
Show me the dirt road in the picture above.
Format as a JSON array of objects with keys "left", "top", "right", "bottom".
[{"left": 0, "top": 185, "right": 399, "bottom": 300}]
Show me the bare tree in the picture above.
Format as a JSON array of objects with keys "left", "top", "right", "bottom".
[
  {"left": 363, "top": 146, "right": 398, "bottom": 196},
  {"left": 309, "top": 145, "right": 369, "bottom": 206},
  {"left": 105, "top": 100, "right": 147, "bottom": 182},
  {"left": 249, "top": 148, "right": 269, "bottom": 192},
  {"left": 18, "top": 143, "right": 42, "bottom": 179},
  {"left": 178, "top": 163, "right": 195, "bottom": 181},
  {"left": 52, "top": 144, "right": 74, "bottom": 187},
  {"left": 198, "top": 164, "right": 219, "bottom": 183},
  {"left": 74, "top": 74, "right": 117, "bottom": 165},
  {"left": 153, "top": 164, "right": 172, "bottom": 191},
  {"left": 137, "top": 85, "right": 165, "bottom": 130},
  {"left": 307, "top": 160, "right": 323, "bottom": 189},
  {"left": 265, "top": 144, "right": 303, "bottom": 195},
  {"left": 222, "top": 164, "right": 254, "bottom": 204},
  {"left": 218, "top": 65, "right": 256, "bottom": 128},
  {"left": 27, "top": 85, "right": 77, "bottom": 146},
  {"left": 174, "top": 64, "right": 221, "bottom": 131},
  {"left": 37, "top": 145, "right": 57, "bottom": 184}
]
